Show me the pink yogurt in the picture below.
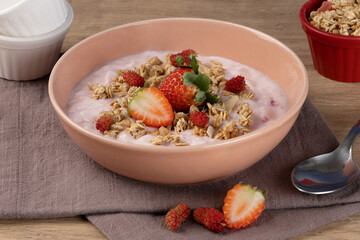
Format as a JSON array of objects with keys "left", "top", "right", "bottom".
[{"left": 66, "top": 50, "right": 289, "bottom": 146}]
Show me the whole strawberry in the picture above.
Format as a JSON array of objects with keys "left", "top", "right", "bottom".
[
  {"left": 159, "top": 68, "right": 201, "bottom": 112},
  {"left": 170, "top": 49, "right": 197, "bottom": 67},
  {"left": 190, "top": 111, "right": 209, "bottom": 127},
  {"left": 159, "top": 54, "right": 218, "bottom": 112},
  {"left": 165, "top": 203, "right": 191, "bottom": 231},
  {"left": 225, "top": 75, "right": 246, "bottom": 93},
  {"left": 96, "top": 115, "right": 114, "bottom": 132},
  {"left": 193, "top": 207, "right": 226, "bottom": 233},
  {"left": 123, "top": 70, "right": 145, "bottom": 87}
]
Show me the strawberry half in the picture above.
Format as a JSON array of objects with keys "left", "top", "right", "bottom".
[
  {"left": 223, "top": 184, "right": 266, "bottom": 229},
  {"left": 128, "top": 87, "right": 174, "bottom": 127}
]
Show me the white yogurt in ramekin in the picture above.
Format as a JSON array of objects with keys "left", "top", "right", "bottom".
[{"left": 0, "top": 0, "right": 25, "bottom": 14}]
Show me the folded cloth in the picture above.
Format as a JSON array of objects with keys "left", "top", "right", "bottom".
[{"left": 0, "top": 76, "right": 359, "bottom": 239}]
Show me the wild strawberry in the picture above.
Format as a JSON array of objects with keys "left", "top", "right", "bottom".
[
  {"left": 170, "top": 49, "right": 197, "bottom": 67},
  {"left": 165, "top": 203, "right": 191, "bottom": 231},
  {"left": 193, "top": 207, "right": 226, "bottom": 233},
  {"left": 225, "top": 75, "right": 246, "bottom": 93},
  {"left": 128, "top": 87, "right": 174, "bottom": 127},
  {"left": 223, "top": 184, "right": 266, "bottom": 229},
  {"left": 96, "top": 115, "right": 114, "bottom": 133},
  {"left": 190, "top": 112, "right": 209, "bottom": 127},
  {"left": 159, "top": 68, "right": 201, "bottom": 112},
  {"left": 123, "top": 70, "right": 145, "bottom": 87}
]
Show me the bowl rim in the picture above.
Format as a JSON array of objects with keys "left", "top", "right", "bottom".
[
  {"left": 0, "top": 1, "right": 72, "bottom": 48},
  {"left": 49, "top": 17, "right": 309, "bottom": 153},
  {"left": 299, "top": 0, "right": 360, "bottom": 41}
]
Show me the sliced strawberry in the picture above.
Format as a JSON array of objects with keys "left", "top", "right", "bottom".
[
  {"left": 128, "top": 87, "right": 174, "bottom": 127},
  {"left": 223, "top": 184, "right": 266, "bottom": 229},
  {"left": 316, "top": 1, "right": 333, "bottom": 13}
]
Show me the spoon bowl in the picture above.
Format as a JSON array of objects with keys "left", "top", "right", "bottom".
[{"left": 292, "top": 120, "right": 360, "bottom": 194}]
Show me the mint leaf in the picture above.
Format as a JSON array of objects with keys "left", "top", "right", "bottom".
[
  {"left": 194, "top": 91, "right": 206, "bottom": 102},
  {"left": 205, "top": 92, "right": 219, "bottom": 104},
  {"left": 189, "top": 54, "right": 199, "bottom": 74},
  {"left": 176, "top": 56, "right": 184, "bottom": 67},
  {"left": 182, "top": 72, "right": 197, "bottom": 86},
  {"left": 193, "top": 73, "right": 210, "bottom": 92}
]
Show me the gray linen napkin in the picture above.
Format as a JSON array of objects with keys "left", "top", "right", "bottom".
[{"left": 0, "top": 76, "right": 359, "bottom": 239}]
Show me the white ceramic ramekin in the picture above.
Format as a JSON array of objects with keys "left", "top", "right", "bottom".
[
  {"left": 0, "top": 0, "right": 68, "bottom": 37},
  {"left": 0, "top": 2, "right": 73, "bottom": 81}
]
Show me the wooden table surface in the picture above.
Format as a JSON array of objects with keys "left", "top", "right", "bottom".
[{"left": 1, "top": 0, "right": 359, "bottom": 239}]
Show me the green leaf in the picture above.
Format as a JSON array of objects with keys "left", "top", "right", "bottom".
[
  {"left": 176, "top": 56, "right": 184, "bottom": 67},
  {"left": 182, "top": 72, "right": 197, "bottom": 86},
  {"left": 194, "top": 91, "right": 206, "bottom": 102},
  {"left": 189, "top": 54, "right": 199, "bottom": 74},
  {"left": 193, "top": 73, "right": 211, "bottom": 92},
  {"left": 205, "top": 92, "right": 219, "bottom": 104},
  {"left": 263, "top": 189, "right": 268, "bottom": 197}
]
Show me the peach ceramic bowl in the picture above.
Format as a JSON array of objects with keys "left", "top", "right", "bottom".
[{"left": 49, "top": 18, "right": 308, "bottom": 185}]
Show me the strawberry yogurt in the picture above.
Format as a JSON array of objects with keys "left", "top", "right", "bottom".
[{"left": 66, "top": 50, "right": 288, "bottom": 146}]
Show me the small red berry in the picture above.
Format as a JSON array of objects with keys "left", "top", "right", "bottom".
[
  {"left": 96, "top": 115, "right": 114, "bottom": 132},
  {"left": 225, "top": 75, "right": 246, "bottom": 93},
  {"left": 123, "top": 70, "right": 145, "bottom": 87},
  {"left": 190, "top": 112, "right": 209, "bottom": 127},
  {"left": 193, "top": 207, "right": 226, "bottom": 233},
  {"left": 170, "top": 49, "right": 197, "bottom": 67},
  {"left": 165, "top": 203, "right": 191, "bottom": 231}
]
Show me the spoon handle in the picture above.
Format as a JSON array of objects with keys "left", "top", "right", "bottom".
[{"left": 342, "top": 119, "right": 360, "bottom": 149}]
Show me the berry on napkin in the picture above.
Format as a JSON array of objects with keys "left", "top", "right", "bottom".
[
  {"left": 193, "top": 207, "right": 226, "bottom": 233},
  {"left": 165, "top": 203, "right": 191, "bottom": 231},
  {"left": 223, "top": 183, "right": 267, "bottom": 229}
]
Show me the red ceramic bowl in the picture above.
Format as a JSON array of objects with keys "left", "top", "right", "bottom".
[{"left": 300, "top": 0, "right": 360, "bottom": 82}]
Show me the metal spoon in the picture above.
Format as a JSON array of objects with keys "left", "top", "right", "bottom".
[{"left": 291, "top": 120, "right": 360, "bottom": 194}]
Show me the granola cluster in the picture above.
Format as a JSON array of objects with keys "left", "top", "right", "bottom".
[
  {"left": 309, "top": 0, "right": 360, "bottom": 36},
  {"left": 88, "top": 53, "right": 255, "bottom": 146}
]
